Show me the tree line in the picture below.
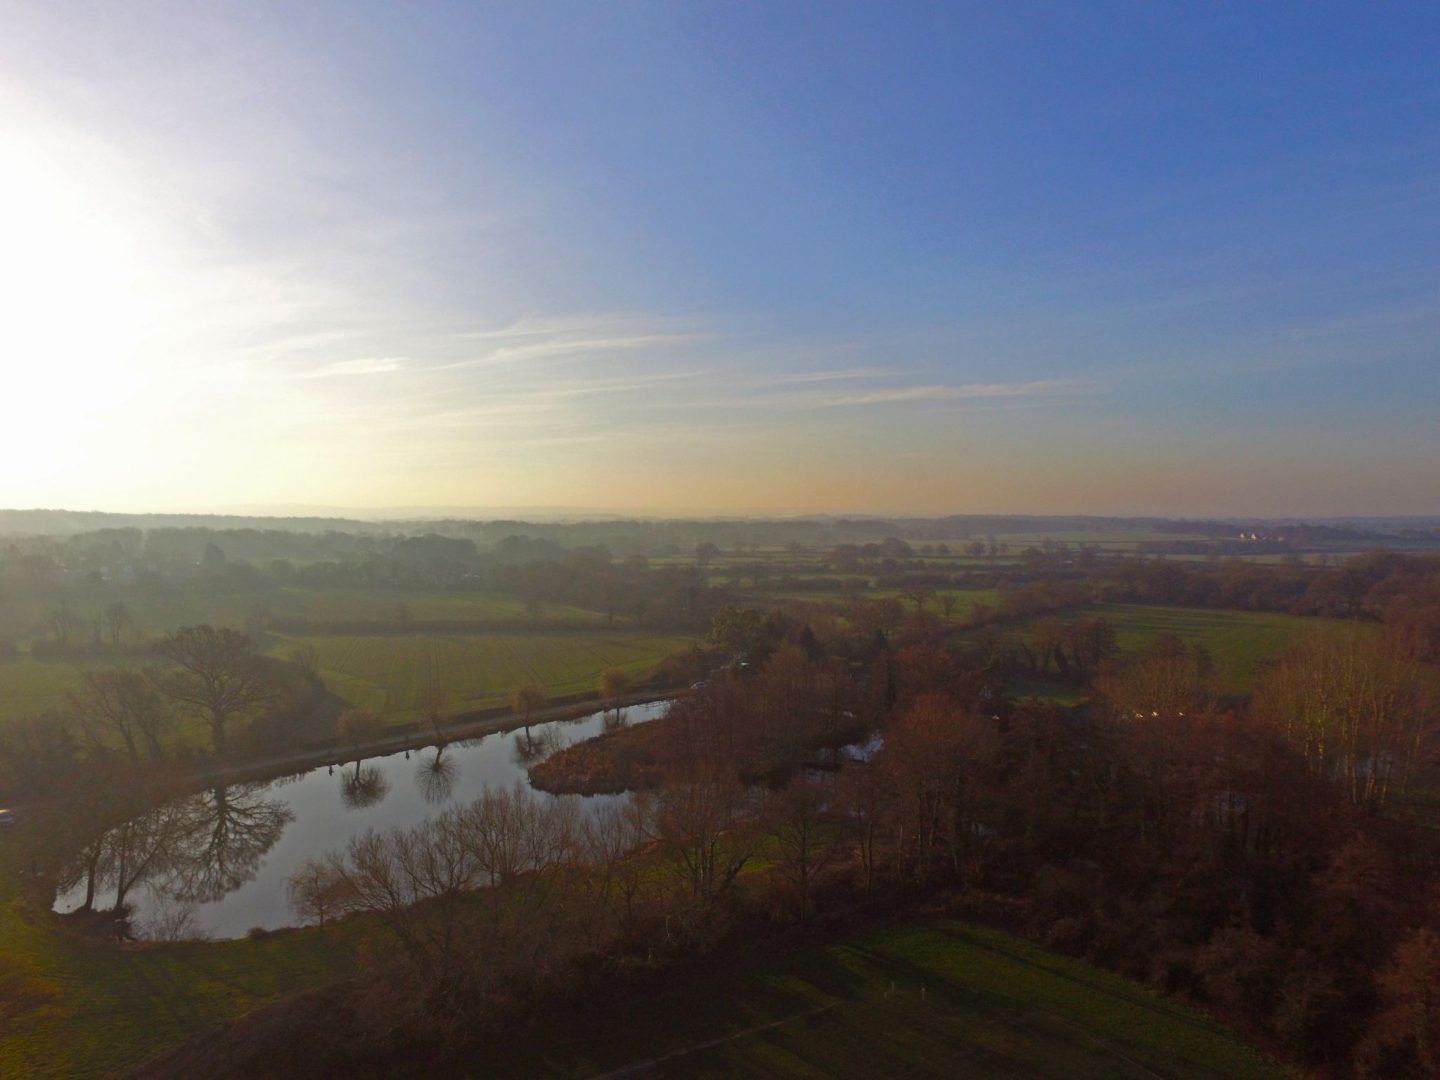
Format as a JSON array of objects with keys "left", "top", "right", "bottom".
[{"left": 239, "top": 608, "right": 1440, "bottom": 1077}]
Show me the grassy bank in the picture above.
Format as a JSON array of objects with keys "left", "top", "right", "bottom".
[
  {"left": 0, "top": 834, "right": 351, "bottom": 1079},
  {"left": 499, "top": 919, "right": 1287, "bottom": 1078}
]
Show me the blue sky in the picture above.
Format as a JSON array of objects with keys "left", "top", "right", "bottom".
[{"left": 1, "top": 1, "right": 1437, "bottom": 515}]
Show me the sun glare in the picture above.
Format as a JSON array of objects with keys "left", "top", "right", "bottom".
[{"left": 0, "top": 122, "right": 163, "bottom": 465}]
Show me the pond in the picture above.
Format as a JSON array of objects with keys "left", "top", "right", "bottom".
[{"left": 54, "top": 700, "right": 671, "bottom": 940}]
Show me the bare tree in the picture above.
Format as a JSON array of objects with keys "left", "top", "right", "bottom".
[
  {"left": 1252, "top": 635, "right": 1437, "bottom": 807},
  {"left": 694, "top": 541, "right": 720, "bottom": 570},
  {"left": 598, "top": 667, "right": 632, "bottom": 728},
  {"left": 50, "top": 782, "right": 128, "bottom": 914},
  {"left": 337, "top": 708, "right": 385, "bottom": 760},
  {"left": 763, "top": 776, "right": 834, "bottom": 921},
  {"left": 103, "top": 601, "right": 134, "bottom": 649},
  {"left": 287, "top": 643, "right": 320, "bottom": 678},
  {"left": 103, "top": 799, "right": 191, "bottom": 912},
  {"left": 579, "top": 799, "right": 650, "bottom": 929},
  {"left": 70, "top": 667, "right": 172, "bottom": 763},
  {"left": 881, "top": 694, "right": 1000, "bottom": 882},
  {"left": 1363, "top": 926, "right": 1440, "bottom": 1075},
  {"left": 341, "top": 764, "right": 392, "bottom": 809},
  {"left": 415, "top": 747, "right": 458, "bottom": 804},
  {"left": 637, "top": 769, "right": 759, "bottom": 906},
  {"left": 286, "top": 855, "right": 354, "bottom": 929},
  {"left": 41, "top": 599, "right": 81, "bottom": 649},
  {"left": 319, "top": 784, "right": 588, "bottom": 1025},
  {"left": 154, "top": 626, "right": 275, "bottom": 756},
  {"left": 901, "top": 586, "right": 934, "bottom": 615},
  {"left": 512, "top": 682, "right": 548, "bottom": 739},
  {"left": 836, "top": 761, "right": 894, "bottom": 891},
  {"left": 163, "top": 783, "right": 293, "bottom": 904},
  {"left": 416, "top": 683, "right": 451, "bottom": 741},
  {"left": 1031, "top": 616, "right": 1063, "bottom": 675}
]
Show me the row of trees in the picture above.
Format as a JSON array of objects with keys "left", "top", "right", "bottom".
[
  {"left": 1251, "top": 636, "right": 1436, "bottom": 809},
  {"left": 816, "top": 630, "right": 1439, "bottom": 1074},
  {"left": 268, "top": 615, "right": 1440, "bottom": 1075}
]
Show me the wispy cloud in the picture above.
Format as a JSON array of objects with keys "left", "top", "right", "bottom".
[
  {"left": 443, "top": 332, "right": 707, "bottom": 369},
  {"left": 752, "top": 377, "right": 1091, "bottom": 409},
  {"left": 753, "top": 366, "right": 894, "bottom": 386},
  {"left": 532, "top": 369, "right": 710, "bottom": 398},
  {"left": 818, "top": 378, "right": 1088, "bottom": 406},
  {"left": 453, "top": 313, "right": 700, "bottom": 340},
  {"left": 436, "top": 314, "right": 713, "bottom": 370},
  {"left": 302, "top": 356, "right": 407, "bottom": 378}
]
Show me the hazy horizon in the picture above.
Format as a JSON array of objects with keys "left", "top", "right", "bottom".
[
  {"left": 3, "top": 3, "right": 1438, "bottom": 516},
  {"left": 4, "top": 502, "right": 1440, "bottom": 528}
]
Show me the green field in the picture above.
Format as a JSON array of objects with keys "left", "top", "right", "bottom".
[
  {"left": 0, "top": 586, "right": 606, "bottom": 648},
  {"left": 0, "top": 659, "right": 105, "bottom": 721},
  {"left": 766, "top": 588, "right": 1002, "bottom": 614},
  {"left": 0, "top": 629, "right": 693, "bottom": 725},
  {"left": 0, "top": 585, "right": 679, "bottom": 724},
  {"left": 986, "top": 529, "right": 1209, "bottom": 549},
  {"left": 1040, "top": 603, "right": 1364, "bottom": 693},
  {"left": 502, "top": 920, "right": 1285, "bottom": 1078},
  {"left": 0, "top": 834, "right": 351, "bottom": 1080},
  {"left": 1, "top": 818, "right": 1281, "bottom": 1080},
  {"left": 275, "top": 629, "right": 695, "bottom": 720}
]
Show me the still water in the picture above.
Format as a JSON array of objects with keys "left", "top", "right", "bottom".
[{"left": 55, "top": 700, "right": 670, "bottom": 939}]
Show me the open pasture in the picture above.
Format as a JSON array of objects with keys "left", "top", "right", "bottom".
[
  {"left": 985, "top": 529, "right": 1210, "bottom": 550},
  {"left": 0, "top": 586, "right": 620, "bottom": 721},
  {"left": 503, "top": 919, "right": 1283, "bottom": 1079},
  {"left": 0, "top": 586, "right": 606, "bottom": 648},
  {"left": 0, "top": 854, "right": 1282, "bottom": 1080},
  {"left": 766, "top": 587, "right": 1002, "bottom": 616},
  {"left": 0, "top": 834, "right": 352, "bottom": 1080},
  {"left": 273, "top": 629, "right": 695, "bottom": 720},
  {"left": 1049, "top": 603, "right": 1365, "bottom": 692},
  {"left": 0, "top": 659, "right": 102, "bottom": 721}
]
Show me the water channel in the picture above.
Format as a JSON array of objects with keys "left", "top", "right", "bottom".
[{"left": 54, "top": 700, "right": 671, "bottom": 939}]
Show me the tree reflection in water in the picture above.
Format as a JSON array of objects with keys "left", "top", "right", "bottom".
[
  {"left": 340, "top": 763, "right": 391, "bottom": 809},
  {"left": 163, "top": 783, "right": 294, "bottom": 904},
  {"left": 512, "top": 727, "right": 560, "bottom": 767},
  {"left": 415, "top": 746, "right": 458, "bottom": 804}
]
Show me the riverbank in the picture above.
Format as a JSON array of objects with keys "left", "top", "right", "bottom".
[
  {"left": 0, "top": 688, "right": 679, "bottom": 819},
  {"left": 189, "top": 687, "right": 678, "bottom": 792},
  {"left": 530, "top": 706, "right": 872, "bottom": 795},
  {"left": 52, "top": 699, "right": 677, "bottom": 938}
]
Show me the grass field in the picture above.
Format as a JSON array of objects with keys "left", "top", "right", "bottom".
[
  {"left": 1, "top": 597, "right": 1350, "bottom": 721},
  {"left": 1037, "top": 603, "right": 1366, "bottom": 693},
  {"left": 1, "top": 817, "right": 1282, "bottom": 1080},
  {"left": 0, "top": 658, "right": 106, "bottom": 721},
  {"left": 0, "top": 629, "right": 693, "bottom": 725},
  {"left": 0, "top": 586, "right": 606, "bottom": 648},
  {"left": 501, "top": 920, "right": 1285, "bottom": 1078},
  {"left": 765, "top": 587, "right": 1002, "bottom": 614},
  {"left": 1006, "top": 676, "right": 1086, "bottom": 705},
  {"left": 0, "top": 584, "right": 678, "bottom": 724},
  {"left": 272, "top": 629, "right": 695, "bottom": 720},
  {"left": 0, "top": 834, "right": 351, "bottom": 1080},
  {"left": 986, "top": 529, "right": 1210, "bottom": 549}
]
